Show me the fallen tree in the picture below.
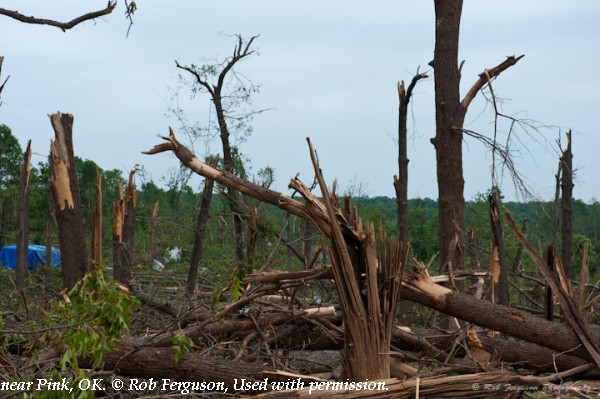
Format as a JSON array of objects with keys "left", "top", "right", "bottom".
[{"left": 143, "top": 129, "right": 600, "bottom": 371}]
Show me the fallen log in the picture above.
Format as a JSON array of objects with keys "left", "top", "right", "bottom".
[
  {"left": 103, "top": 345, "right": 268, "bottom": 393},
  {"left": 243, "top": 266, "right": 600, "bottom": 366},
  {"left": 402, "top": 271, "right": 600, "bottom": 364}
]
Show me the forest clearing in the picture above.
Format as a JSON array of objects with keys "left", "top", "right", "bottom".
[{"left": 1, "top": 1, "right": 600, "bottom": 398}]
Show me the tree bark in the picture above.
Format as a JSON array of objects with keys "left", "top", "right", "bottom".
[
  {"left": 187, "top": 158, "right": 216, "bottom": 298},
  {"left": 431, "top": 0, "right": 464, "bottom": 274},
  {"left": 49, "top": 112, "right": 90, "bottom": 290},
  {"left": 394, "top": 73, "right": 427, "bottom": 244},
  {"left": 561, "top": 130, "right": 573, "bottom": 277},
  {"left": 16, "top": 140, "right": 32, "bottom": 291}
]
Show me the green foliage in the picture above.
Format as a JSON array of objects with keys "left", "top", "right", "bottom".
[
  {"left": 171, "top": 330, "right": 194, "bottom": 362},
  {"left": 28, "top": 268, "right": 139, "bottom": 399},
  {"left": 0, "top": 124, "right": 22, "bottom": 192},
  {"left": 41, "top": 269, "right": 139, "bottom": 369}
]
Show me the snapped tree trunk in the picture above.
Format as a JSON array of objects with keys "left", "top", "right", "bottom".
[
  {"left": 16, "top": 140, "right": 32, "bottom": 291},
  {"left": 394, "top": 72, "right": 427, "bottom": 244},
  {"left": 561, "top": 130, "right": 573, "bottom": 277},
  {"left": 49, "top": 112, "right": 90, "bottom": 290},
  {"left": 113, "top": 170, "right": 136, "bottom": 284},
  {"left": 187, "top": 157, "right": 217, "bottom": 298}
]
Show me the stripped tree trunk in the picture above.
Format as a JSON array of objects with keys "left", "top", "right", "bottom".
[
  {"left": 246, "top": 207, "right": 257, "bottom": 264},
  {"left": 49, "top": 113, "right": 90, "bottom": 290},
  {"left": 16, "top": 140, "right": 32, "bottom": 290},
  {"left": 561, "top": 130, "right": 573, "bottom": 277},
  {"left": 186, "top": 157, "right": 217, "bottom": 298},
  {"left": 90, "top": 167, "right": 102, "bottom": 266}
]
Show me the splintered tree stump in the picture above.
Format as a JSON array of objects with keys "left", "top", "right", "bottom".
[{"left": 49, "top": 112, "right": 90, "bottom": 290}]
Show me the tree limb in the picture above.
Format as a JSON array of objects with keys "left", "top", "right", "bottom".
[
  {"left": 0, "top": 2, "right": 117, "bottom": 31},
  {"left": 459, "top": 55, "right": 524, "bottom": 119}
]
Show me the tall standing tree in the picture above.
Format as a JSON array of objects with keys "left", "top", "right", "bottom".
[
  {"left": 431, "top": 0, "right": 522, "bottom": 273},
  {"left": 175, "top": 34, "right": 261, "bottom": 265}
]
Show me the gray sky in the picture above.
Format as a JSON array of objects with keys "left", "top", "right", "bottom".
[{"left": 1, "top": 1, "right": 599, "bottom": 201}]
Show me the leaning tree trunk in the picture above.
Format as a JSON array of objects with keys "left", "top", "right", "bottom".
[
  {"left": 16, "top": 140, "right": 32, "bottom": 291},
  {"left": 561, "top": 130, "right": 573, "bottom": 277},
  {"left": 431, "top": 0, "right": 464, "bottom": 274},
  {"left": 49, "top": 113, "right": 90, "bottom": 290}
]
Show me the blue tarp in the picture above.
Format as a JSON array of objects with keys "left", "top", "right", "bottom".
[{"left": 0, "top": 245, "right": 61, "bottom": 270}]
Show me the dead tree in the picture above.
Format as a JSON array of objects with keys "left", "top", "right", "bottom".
[
  {"left": 561, "top": 130, "right": 573, "bottom": 277},
  {"left": 394, "top": 71, "right": 427, "bottom": 244},
  {"left": 175, "top": 34, "right": 260, "bottom": 264},
  {"left": 113, "top": 170, "right": 136, "bottom": 284},
  {"left": 49, "top": 113, "right": 90, "bottom": 290},
  {"left": 187, "top": 156, "right": 217, "bottom": 298},
  {"left": 148, "top": 200, "right": 159, "bottom": 261},
  {"left": 16, "top": 140, "right": 32, "bottom": 291},
  {"left": 431, "top": 0, "right": 523, "bottom": 273},
  {"left": 144, "top": 130, "right": 408, "bottom": 381},
  {"left": 90, "top": 167, "right": 102, "bottom": 266}
]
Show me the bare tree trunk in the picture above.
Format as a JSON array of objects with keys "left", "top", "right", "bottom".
[
  {"left": 561, "top": 130, "right": 573, "bottom": 277},
  {"left": 113, "top": 171, "right": 136, "bottom": 284},
  {"left": 489, "top": 187, "right": 508, "bottom": 306},
  {"left": 394, "top": 73, "right": 427, "bottom": 244},
  {"left": 49, "top": 113, "right": 90, "bottom": 290},
  {"left": 431, "top": 0, "right": 464, "bottom": 274},
  {"left": 90, "top": 167, "right": 102, "bottom": 266},
  {"left": 186, "top": 159, "right": 216, "bottom": 298},
  {"left": 16, "top": 140, "right": 32, "bottom": 290}
]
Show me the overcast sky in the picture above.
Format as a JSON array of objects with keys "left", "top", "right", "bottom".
[{"left": 1, "top": 1, "right": 599, "bottom": 202}]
